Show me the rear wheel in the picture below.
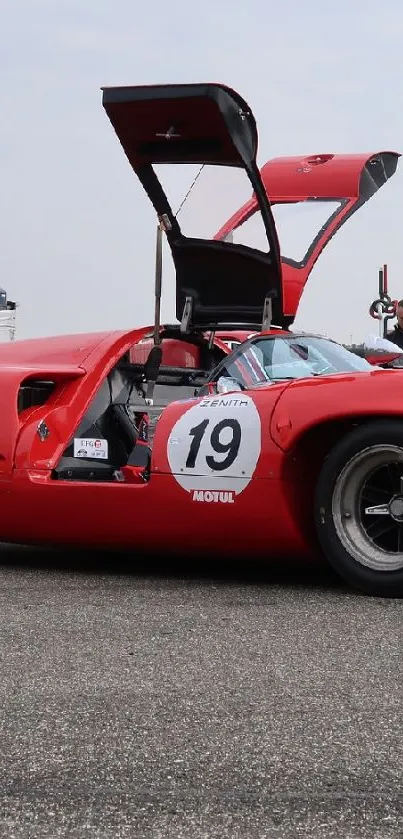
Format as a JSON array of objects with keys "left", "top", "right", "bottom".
[{"left": 314, "top": 420, "right": 403, "bottom": 596}]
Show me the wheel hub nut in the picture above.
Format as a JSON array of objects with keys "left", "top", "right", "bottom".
[{"left": 389, "top": 495, "right": 403, "bottom": 521}]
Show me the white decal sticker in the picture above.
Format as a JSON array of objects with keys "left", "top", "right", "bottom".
[
  {"left": 192, "top": 490, "right": 235, "bottom": 504},
  {"left": 167, "top": 394, "right": 261, "bottom": 495},
  {"left": 74, "top": 438, "right": 108, "bottom": 460}
]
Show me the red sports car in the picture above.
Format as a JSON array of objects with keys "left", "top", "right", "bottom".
[{"left": 2, "top": 81, "right": 403, "bottom": 598}]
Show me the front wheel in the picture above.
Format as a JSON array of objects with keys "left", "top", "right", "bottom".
[{"left": 314, "top": 420, "right": 403, "bottom": 596}]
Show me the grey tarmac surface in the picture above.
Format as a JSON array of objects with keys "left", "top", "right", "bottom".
[{"left": 0, "top": 545, "right": 402, "bottom": 839}]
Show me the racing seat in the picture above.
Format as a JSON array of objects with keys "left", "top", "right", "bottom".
[
  {"left": 99, "top": 345, "right": 163, "bottom": 477},
  {"left": 108, "top": 402, "right": 152, "bottom": 471},
  {"left": 108, "top": 403, "right": 140, "bottom": 452},
  {"left": 127, "top": 340, "right": 203, "bottom": 449},
  {"left": 53, "top": 377, "right": 133, "bottom": 481}
]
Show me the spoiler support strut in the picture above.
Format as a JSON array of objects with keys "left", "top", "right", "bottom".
[
  {"left": 153, "top": 214, "right": 172, "bottom": 346},
  {"left": 261, "top": 297, "right": 273, "bottom": 332}
]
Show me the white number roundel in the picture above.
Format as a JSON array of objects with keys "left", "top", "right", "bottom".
[{"left": 167, "top": 393, "right": 261, "bottom": 494}]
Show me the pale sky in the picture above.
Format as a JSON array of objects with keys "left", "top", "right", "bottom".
[{"left": 1, "top": 0, "right": 402, "bottom": 344}]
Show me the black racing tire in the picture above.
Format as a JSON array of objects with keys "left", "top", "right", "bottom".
[{"left": 314, "top": 419, "right": 403, "bottom": 597}]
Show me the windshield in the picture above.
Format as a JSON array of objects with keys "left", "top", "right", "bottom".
[{"left": 213, "top": 335, "right": 372, "bottom": 389}]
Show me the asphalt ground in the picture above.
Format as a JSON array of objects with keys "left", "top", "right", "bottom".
[{"left": 0, "top": 546, "right": 402, "bottom": 839}]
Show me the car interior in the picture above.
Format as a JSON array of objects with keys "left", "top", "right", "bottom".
[{"left": 52, "top": 330, "right": 227, "bottom": 483}]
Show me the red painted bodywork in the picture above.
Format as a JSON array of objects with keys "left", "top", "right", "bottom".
[
  {"left": 0, "top": 328, "right": 299, "bottom": 556},
  {"left": 2, "top": 327, "right": 403, "bottom": 562},
  {"left": 216, "top": 152, "right": 400, "bottom": 322},
  {"left": 365, "top": 351, "right": 402, "bottom": 366}
]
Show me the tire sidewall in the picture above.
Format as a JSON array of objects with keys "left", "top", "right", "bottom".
[{"left": 315, "top": 419, "right": 403, "bottom": 596}]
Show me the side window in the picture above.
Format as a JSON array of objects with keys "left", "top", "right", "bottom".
[{"left": 225, "top": 345, "right": 267, "bottom": 387}]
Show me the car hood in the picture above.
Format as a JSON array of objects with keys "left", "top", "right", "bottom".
[
  {"left": 102, "top": 82, "right": 285, "bottom": 331},
  {"left": 215, "top": 151, "right": 400, "bottom": 324}
]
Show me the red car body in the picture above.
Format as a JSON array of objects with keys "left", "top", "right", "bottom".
[
  {"left": 1, "top": 81, "right": 403, "bottom": 596},
  {"left": 214, "top": 153, "right": 402, "bottom": 357},
  {"left": 215, "top": 151, "right": 401, "bottom": 320}
]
